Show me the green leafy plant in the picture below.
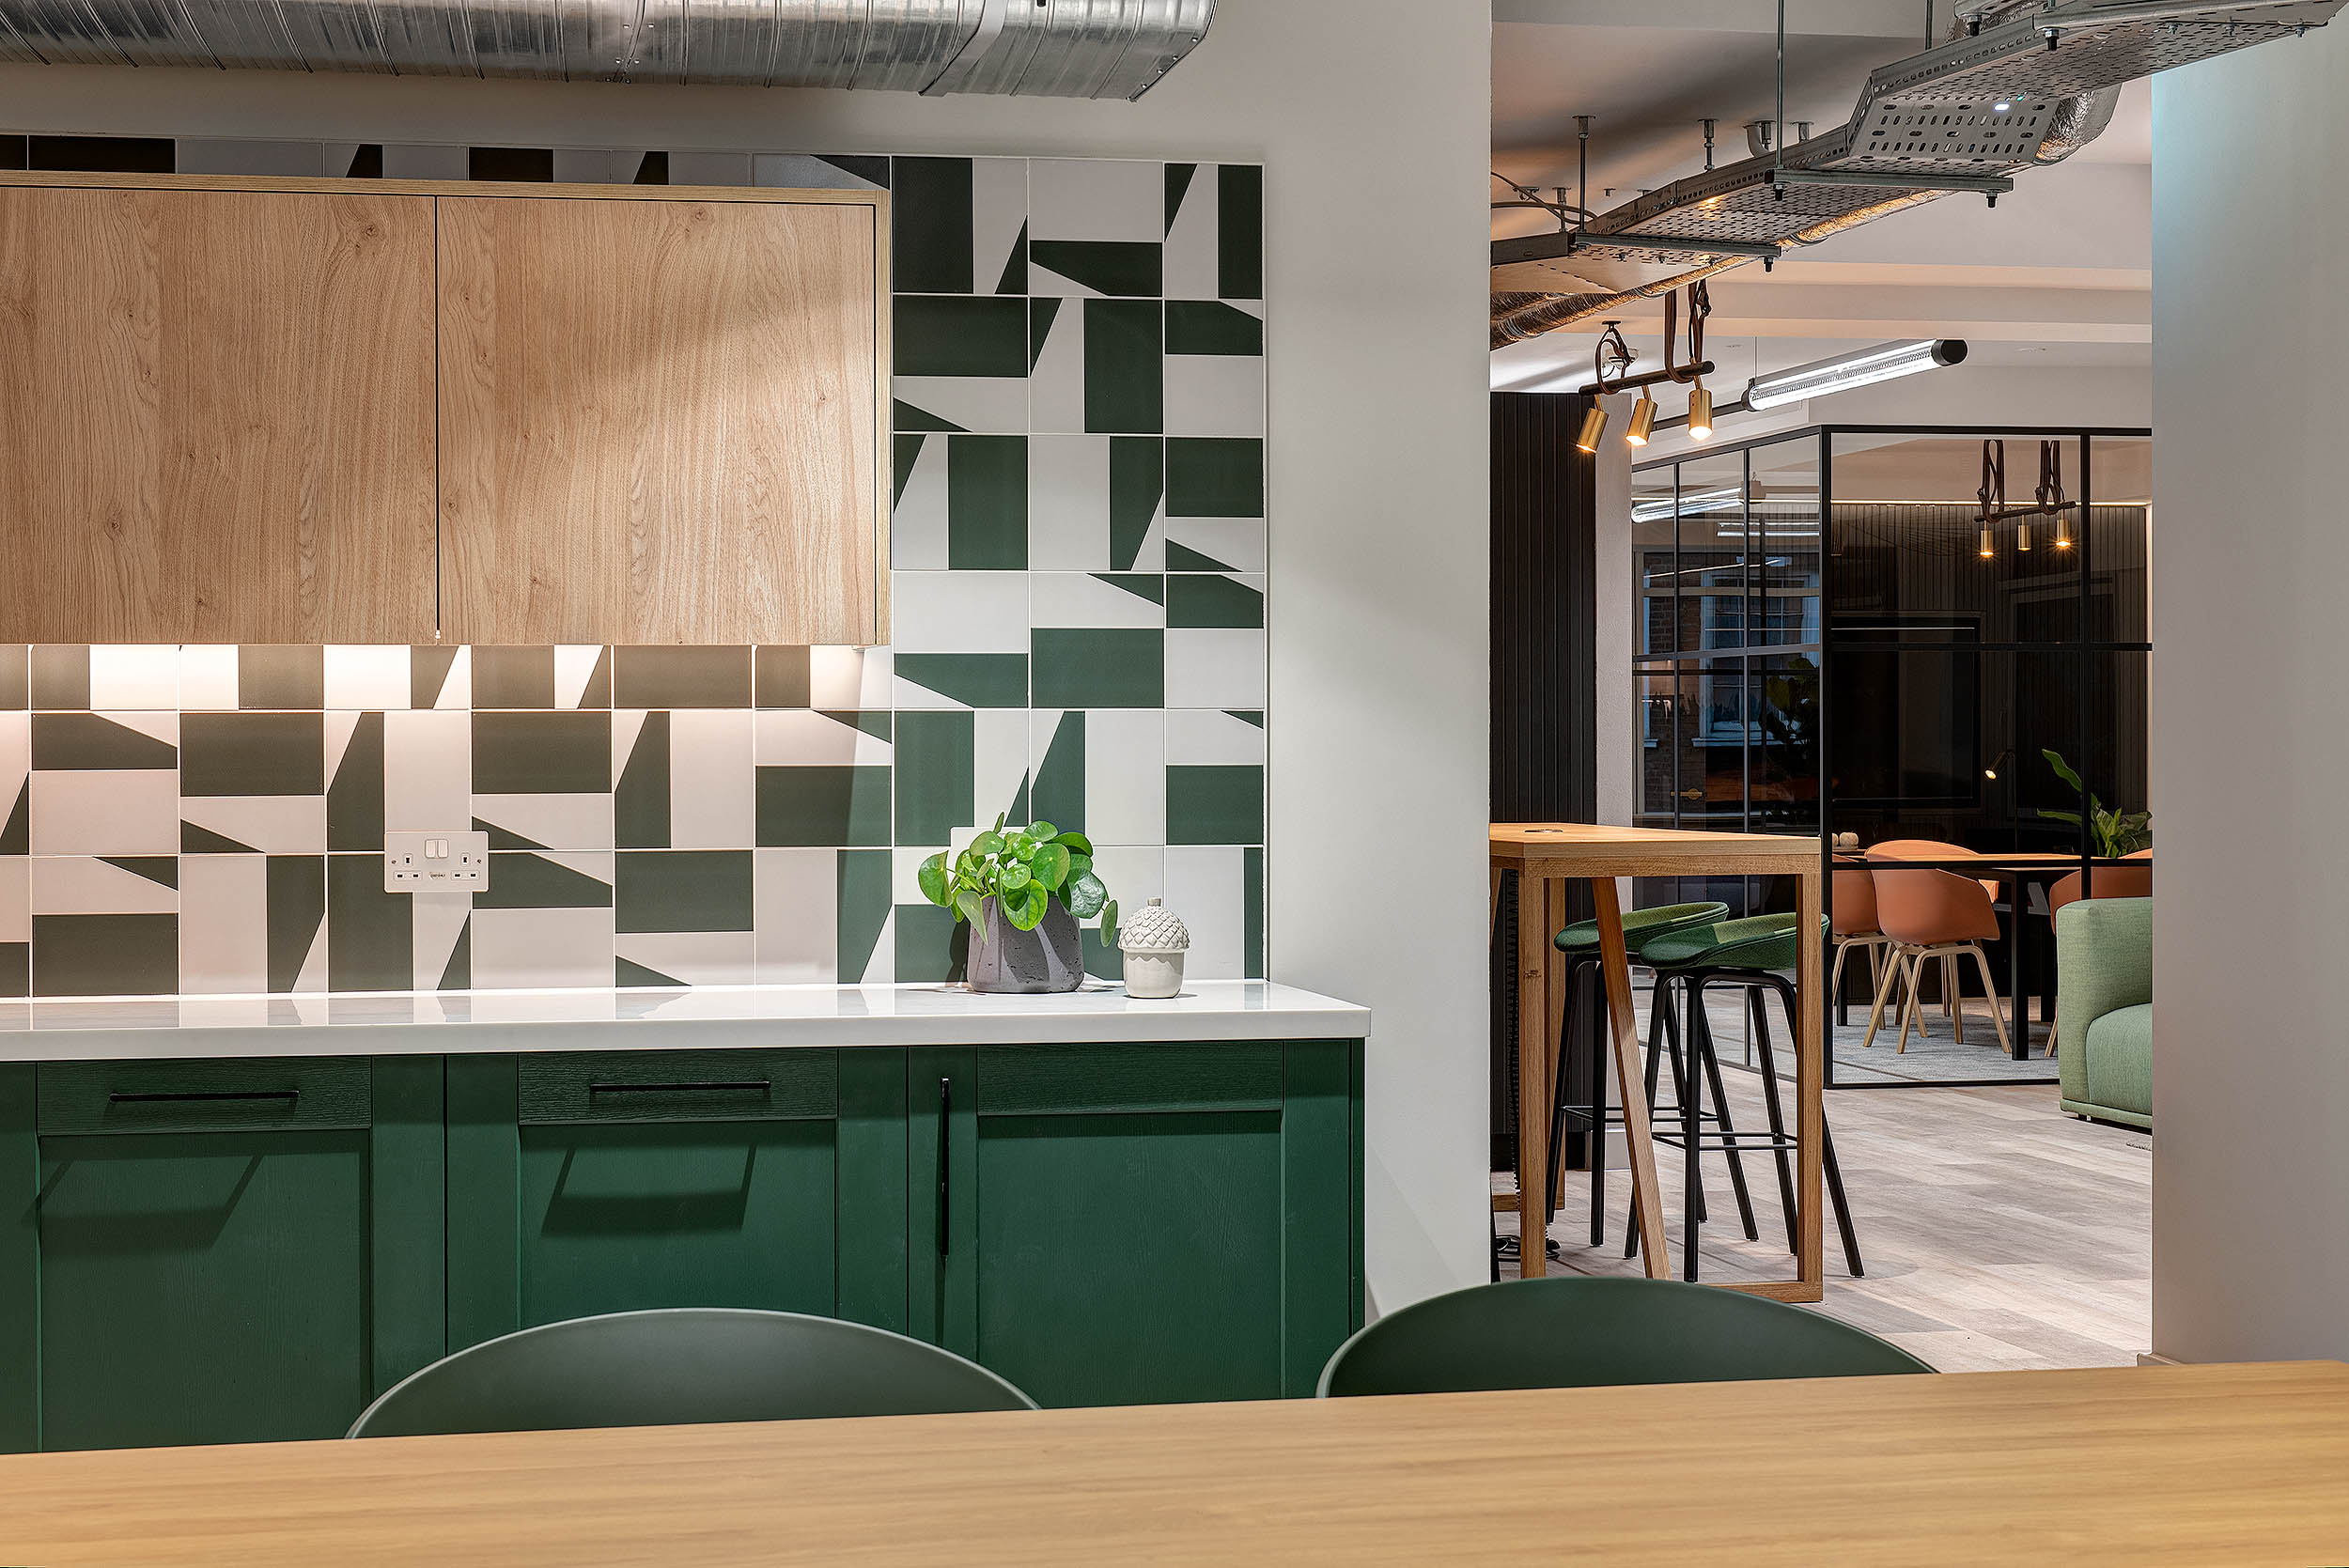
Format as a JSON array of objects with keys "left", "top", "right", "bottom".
[
  {"left": 917, "top": 815, "right": 1118, "bottom": 945},
  {"left": 2035, "top": 749, "right": 2152, "bottom": 858}
]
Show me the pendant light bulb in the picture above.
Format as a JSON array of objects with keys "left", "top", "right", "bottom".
[
  {"left": 1686, "top": 383, "right": 1714, "bottom": 442},
  {"left": 2017, "top": 519, "right": 2031, "bottom": 552},
  {"left": 1626, "top": 388, "right": 1657, "bottom": 447},
  {"left": 1576, "top": 404, "right": 1609, "bottom": 455},
  {"left": 2054, "top": 512, "right": 2074, "bottom": 550},
  {"left": 1978, "top": 526, "right": 1995, "bottom": 560}
]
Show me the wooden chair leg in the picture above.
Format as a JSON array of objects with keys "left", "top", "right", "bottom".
[
  {"left": 1968, "top": 944, "right": 2013, "bottom": 1055},
  {"left": 1947, "top": 951, "right": 1968, "bottom": 1045},
  {"left": 1896, "top": 951, "right": 1925, "bottom": 1053},
  {"left": 1861, "top": 944, "right": 1906, "bottom": 1048}
]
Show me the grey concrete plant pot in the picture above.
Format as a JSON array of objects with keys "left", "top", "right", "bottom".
[{"left": 965, "top": 896, "right": 1085, "bottom": 994}]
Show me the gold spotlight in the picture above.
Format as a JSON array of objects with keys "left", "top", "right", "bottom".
[
  {"left": 2054, "top": 513, "right": 2074, "bottom": 549},
  {"left": 1686, "top": 383, "right": 1714, "bottom": 442},
  {"left": 1576, "top": 405, "right": 1609, "bottom": 454},
  {"left": 1626, "top": 387, "right": 1657, "bottom": 446},
  {"left": 2017, "top": 520, "right": 2032, "bottom": 552},
  {"left": 1978, "top": 525, "right": 1995, "bottom": 559}
]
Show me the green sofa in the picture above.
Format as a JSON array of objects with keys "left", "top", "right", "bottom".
[{"left": 2056, "top": 895, "right": 2153, "bottom": 1128}]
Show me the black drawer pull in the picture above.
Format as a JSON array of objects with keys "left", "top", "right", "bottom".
[
  {"left": 108, "top": 1089, "right": 300, "bottom": 1106},
  {"left": 586, "top": 1079, "right": 772, "bottom": 1096}
]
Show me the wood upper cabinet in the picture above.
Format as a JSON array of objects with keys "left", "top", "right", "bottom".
[
  {"left": 436, "top": 190, "right": 890, "bottom": 646},
  {"left": 0, "top": 179, "right": 439, "bottom": 644},
  {"left": 0, "top": 175, "right": 889, "bottom": 646}
]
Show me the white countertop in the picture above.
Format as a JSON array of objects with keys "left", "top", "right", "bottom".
[{"left": 0, "top": 981, "right": 1371, "bottom": 1062}]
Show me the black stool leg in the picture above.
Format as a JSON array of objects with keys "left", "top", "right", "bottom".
[
  {"left": 1545, "top": 956, "right": 1600, "bottom": 1232},
  {"left": 1680, "top": 981, "right": 1703, "bottom": 1282},
  {"left": 1688, "top": 975, "right": 1761, "bottom": 1244},
  {"left": 1768, "top": 975, "right": 1865, "bottom": 1278},
  {"left": 1658, "top": 973, "right": 1707, "bottom": 1226},
  {"left": 1589, "top": 963, "right": 1608, "bottom": 1247},
  {"left": 1748, "top": 980, "right": 1802, "bottom": 1256}
]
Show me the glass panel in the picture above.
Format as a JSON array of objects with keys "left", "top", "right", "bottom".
[
  {"left": 1678, "top": 451, "right": 1749, "bottom": 654},
  {"left": 1635, "top": 666, "right": 1683, "bottom": 829},
  {"left": 1752, "top": 653, "right": 1820, "bottom": 837},
  {"left": 2089, "top": 435, "right": 2152, "bottom": 644},
  {"left": 1827, "top": 432, "right": 2081, "bottom": 644},
  {"left": 1631, "top": 462, "right": 1679, "bottom": 659},
  {"left": 1690, "top": 657, "right": 1748, "bottom": 831},
  {"left": 1750, "top": 436, "right": 1822, "bottom": 647}
]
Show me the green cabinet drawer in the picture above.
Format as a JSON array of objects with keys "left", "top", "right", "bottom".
[
  {"left": 446, "top": 1049, "right": 906, "bottom": 1357},
  {"left": 0, "top": 1057, "right": 445, "bottom": 1453},
  {"left": 37, "top": 1057, "right": 371, "bottom": 1135},
  {"left": 519, "top": 1049, "right": 835, "bottom": 1125}
]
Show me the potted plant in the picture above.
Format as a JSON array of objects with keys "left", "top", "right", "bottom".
[
  {"left": 2035, "top": 749, "right": 2153, "bottom": 857},
  {"left": 917, "top": 817, "right": 1119, "bottom": 994}
]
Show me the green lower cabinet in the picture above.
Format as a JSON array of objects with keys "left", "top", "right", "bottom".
[
  {"left": 911, "top": 1040, "right": 1364, "bottom": 1407},
  {"left": 0, "top": 1056, "right": 445, "bottom": 1452},
  {"left": 0, "top": 1035, "right": 1361, "bottom": 1450},
  {"left": 443, "top": 1048, "right": 909, "bottom": 1352}
]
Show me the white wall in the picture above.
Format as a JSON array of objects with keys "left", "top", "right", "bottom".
[
  {"left": 1594, "top": 395, "right": 1636, "bottom": 829},
  {"left": 0, "top": 0, "right": 1496, "bottom": 1310},
  {"left": 2151, "top": 24, "right": 2349, "bottom": 1361}
]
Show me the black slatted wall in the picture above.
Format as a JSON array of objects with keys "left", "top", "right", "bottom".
[{"left": 1490, "top": 392, "right": 1600, "bottom": 1172}]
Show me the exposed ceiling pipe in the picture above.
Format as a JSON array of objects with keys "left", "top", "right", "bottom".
[
  {"left": 1490, "top": 0, "right": 2341, "bottom": 345},
  {"left": 0, "top": 0, "right": 1218, "bottom": 99}
]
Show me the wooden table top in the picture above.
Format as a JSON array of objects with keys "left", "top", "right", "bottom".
[
  {"left": 7, "top": 1362, "right": 2346, "bottom": 1566},
  {"left": 1491, "top": 821, "right": 1817, "bottom": 875}
]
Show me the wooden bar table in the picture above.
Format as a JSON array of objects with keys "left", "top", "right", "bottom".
[
  {"left": 1491, "top": 823, "right": 1823, "bottom": 1296},
  {"left": 7, "top": 1363, "right": 2349, "bottom": 1564}
]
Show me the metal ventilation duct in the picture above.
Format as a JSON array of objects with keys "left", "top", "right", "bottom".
[
  {"left": 1493, "top": 0, "right": 2343, "bottom": 345},
  {"left": 0, "top": 0, "right": 1217, "bottom": 99}
]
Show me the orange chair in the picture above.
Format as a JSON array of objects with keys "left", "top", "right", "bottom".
[
  {"left": 1829, "top": 862, "right": 1895, "bottom": 1026},
  {"left": 1864, "top": 844, "right": 2014, "bottom": 1054},
  {"left": 2046, "top": 848, "right": 2153, "bottom": 917}
]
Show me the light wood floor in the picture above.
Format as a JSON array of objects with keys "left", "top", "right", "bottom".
[{"left": 1498, "top": 1077, "right": 2153, "bottom": 1373}]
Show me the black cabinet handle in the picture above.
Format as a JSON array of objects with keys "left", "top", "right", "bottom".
[
  {"left": 109, "top": 1089, "right": 299, "bottom": 1105},
  {"left": 937, "top": 1077, "right": 951, "bottom": 1258},
  {"left": 586, "top": 1080, "right": 771, "bottom": 1096}
]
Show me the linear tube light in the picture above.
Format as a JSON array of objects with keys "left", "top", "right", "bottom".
[{"left": 1742, "top": 339, "right": 1968, "bottom": 411}]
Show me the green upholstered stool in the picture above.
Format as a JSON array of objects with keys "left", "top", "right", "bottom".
[
  {"left": 1552, "top": 900, "right": 1732, "bottom": 956},
  {"left": 1537, "top": 901, "right": 1731, "bottom": 1260},
  {"left": 1317, "top": 1276, "right": 1932, "bottom": 1397},
  {"left": 347, "top": 1309, "right": 1035, "bottom": 1437},
  {"left": 1638, "top": 913, "right": 1862, "bottom": 1283}
]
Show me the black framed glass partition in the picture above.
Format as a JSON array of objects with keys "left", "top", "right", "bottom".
[{"left": 1632, "top": 426, "right": 2152, "bottom": 1088}]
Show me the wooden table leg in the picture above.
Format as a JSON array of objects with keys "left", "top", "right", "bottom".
[
  {"left": 1592, "top": 876, "right": 1668, "bottom": 1278},
  {"left": 1515, "top": 871, "right": 1553, "bottom": 1276},
  {"left": 1794, "top": 869, "right": 1825, "bottom": 1297}
]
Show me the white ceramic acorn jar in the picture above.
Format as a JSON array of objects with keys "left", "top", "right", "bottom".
[{"left": 1118, "top": 898, "right": 1190, "bottom": 999}]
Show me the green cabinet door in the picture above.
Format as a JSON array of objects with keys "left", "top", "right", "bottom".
[
  {"left": 0, "top": 1056, "right": 446, "bottom": 1452},
  {"left": 910, "top": 1039, "right": 1363, "bottom": 1408},
  {"left": 443, "top": 1048, "right": 907, "bottom": 1353}
]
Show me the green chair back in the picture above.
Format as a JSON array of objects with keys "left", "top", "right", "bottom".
[
  {"left": 1317, "top": 1277, "right": 1932, "bottom": 1397},
  {"left": 348, "top": 1308, "right": 1036, "bottom": 1438},
  {"left": 1553, "top": 900, "right": 1730, "bottom": 955}
]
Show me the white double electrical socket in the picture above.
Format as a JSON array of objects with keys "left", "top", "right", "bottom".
[{"left": 384, "top": 831, "right": 491, "bottom": 893}]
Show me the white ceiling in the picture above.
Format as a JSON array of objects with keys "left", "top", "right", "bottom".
[{"left": 1489, "top": 1, "right": 2154, "bottom": 405}]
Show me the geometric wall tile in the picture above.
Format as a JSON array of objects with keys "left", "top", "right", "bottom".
[
  {"left": 1163, "top": 163, "right": 1220, "bottom": 300},
  {"left": 891, "top": 571, "right": 1029, "bottom": 655},
  {"left": 33, "top": 912, "right": 177, "bottom": 996},
  {"left": 88, "top": 644, "right": 178, "bottom": 708},
  {"left": 31, "top": 771, "right": 179, "bottom": 856},
  {"left": 0, "top": 645, "right": 25, "bottom": 712},
  {"left": 179, "top": 644, "right": 241, "bottom": 710},
  {"left": 180, "top": 852, "right": 267, "bottom": 993},
  {"left": 893, "top": 432, "right": 951, "bottom": 569},
  {"left": 1031, "top": 158, "right": 1162, "bottom": 244},
  {"left": 30, "top": 646, "right": 88, "bottom": 711},
  {"left": 325, "top": 644, "right": 412, "bottom": 709},
  {"left": 238, "top": 645, "right": 323, "bottom": 709},
  {"left": 1166, "top": 572, "right": 1266, "bottom": 630},
  {"left": 615, "top": 930, "right": 755, "bottom": 988},
  {"left": 1164, "top": 628, "right": 1268, "bottom": 710},
  {"left": 180, "top": 796, "right": 328, "bottom": 856},
  {"left": 1165, "top": 349, "right": 1264, "bottom": 440},
  {"left": 1165, "top": 517, "right": 1267, "bottom": 574},
  {"left": 1028, "top": 434, "right": 1112, "bottom": 570},
  {"left": 612, "top": 646, "right": 751, "bottom": 709},
  {"left": 471, "top": 905, "right": 614, "bottom": 989},
  {"left": 1031, "top": 571, "right": 1163, "bottom": 629},
  {"left": 754, "top": 846, "right": 837, "bottom": 985},
  {"left": 32, "top": 855, "right": 177, "bottom": 916},
  {"left": 1032, "top": 629, "right": 1164, "bottom": 709},
  {"left": 1166, "top": 707, "right": 1267, "bottom": 767},
  {"left": 1167, "top": 437, "right": 1266, "bottom": 518},
  {"left": 180, "top": 711, "right": 324, "bottom": 796},
  {"left": 1167, "top": 764, "right": 1265, "bottom": 845},
  {"left": 668, "top": 709, "right": 755, "bottom": 849},
  {"left": 1167, "top": 846, "right": 1249, "bottom": 979}
]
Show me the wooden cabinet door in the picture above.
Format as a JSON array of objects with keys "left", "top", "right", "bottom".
[
  {"left": 443, "top": 1049, "right": 908, "bottom": 1355},
  {"left": 0, "top": 182, "right": 438, "bottom": 644},
  {"left": 911, "top": 1042, "right": 1364, "bottom": 1408},
  {"left": 0, "top": 1057, "right": 445, "bottom": 1452},
  {"left": 436, "top": 193, "right": 887, "bottom": 646}
]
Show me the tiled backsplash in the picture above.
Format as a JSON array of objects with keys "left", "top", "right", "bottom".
[{"left": 0, "top": 144, "right": 1266, "bottom": 998}]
